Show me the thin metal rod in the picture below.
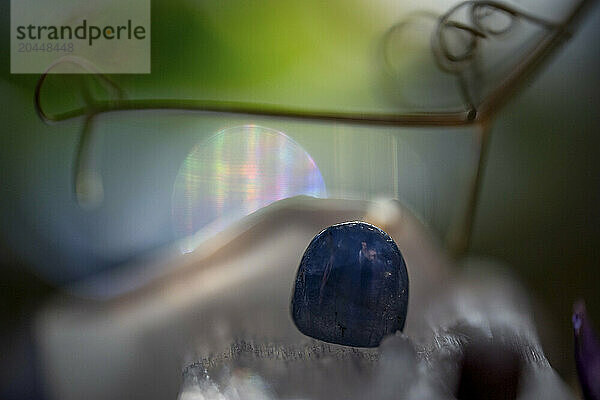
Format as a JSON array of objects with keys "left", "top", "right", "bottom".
[
  {"left": 73, "top": 115, "right": 104, "bottom": 209},
  {"left": 475, "top": 0, "right": 595, "bottom": 121},
  {"left": 35, "top": 97, "right": 475, "bottom": 127},
  {"left": 446, "top": 121, "right": 491, "bottom": 257},
  {"left": 444, "top": 0, "right": 595, "bottom": 256}
]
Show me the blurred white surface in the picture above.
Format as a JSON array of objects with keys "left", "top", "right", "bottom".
[{"left": 35, "top": 197, "right": 574, "bottom": 400}]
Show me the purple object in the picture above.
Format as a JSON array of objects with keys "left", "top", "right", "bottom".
[{"left": 573, "top": 300, "right": 600, "bottom": 400}]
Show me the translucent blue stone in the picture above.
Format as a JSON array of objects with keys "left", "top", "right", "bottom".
[{"left": 291, "top": 222, "right": 409, "bottom": 347}]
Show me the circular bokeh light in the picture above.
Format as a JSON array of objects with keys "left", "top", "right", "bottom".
[{"left": 172, "top": 125, "right": 326, "bottom": 252}]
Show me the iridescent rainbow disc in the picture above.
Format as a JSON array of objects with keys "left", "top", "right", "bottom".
[{"left": 172, "top": 125, "right": 326, "bottom": 253}]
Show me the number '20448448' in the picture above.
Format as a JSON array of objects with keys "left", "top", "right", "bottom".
[{"left": 18, "top": 42, "right": 74, "bottom": 52}]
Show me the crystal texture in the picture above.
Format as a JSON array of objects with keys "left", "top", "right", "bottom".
[{"left": 291, "top": 221, "right": 408, "bottom": 347}]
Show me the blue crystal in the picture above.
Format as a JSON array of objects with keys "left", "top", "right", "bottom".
[{"left": 291, "top": 221, "right": 409, "bottom": 347}]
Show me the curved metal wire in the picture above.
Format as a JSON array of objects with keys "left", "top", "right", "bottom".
[
  {"left": 34, "top": 55, "right": 125, "bottom": 124},
  {"left": 33, "top": 0, "right": 595, "bottom": 256},
  {"left": 35, "top": 1, "right": 589, "bottom": 127},
  {"left": 432, "top": 0, "right": 558, "bottom": 75},
  {"left": 34, "top": 56, "right": 473, "bottom": 127},
  {"left": 381, "top": 1, "right": 564, "bottom": 119}
]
